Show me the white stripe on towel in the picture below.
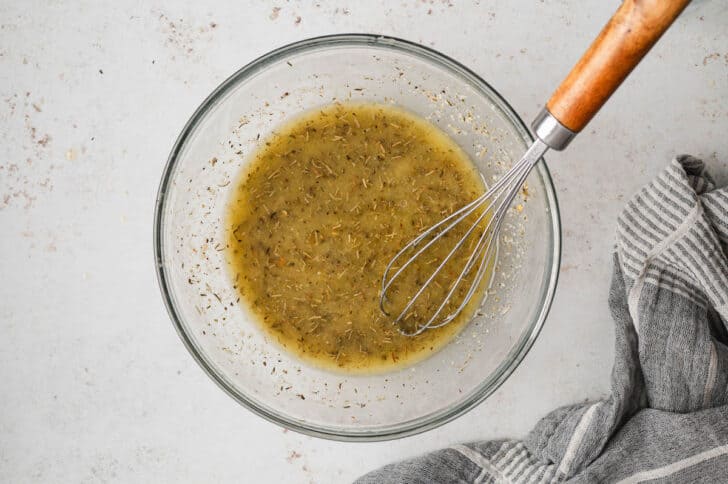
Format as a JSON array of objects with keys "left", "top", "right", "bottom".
[
  {"left": 557, "top": 403, "right": 599, "bottom": 476},
  {"left": 450, "top": 445, "right": 504, "bottom": 483},
  {"left": 616, "top": 444, "right": 728, "bottom": 484}
]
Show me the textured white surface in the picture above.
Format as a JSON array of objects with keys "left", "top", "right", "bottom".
[{"left": 1, "top": 1, "right": 726, "bottom": 482}]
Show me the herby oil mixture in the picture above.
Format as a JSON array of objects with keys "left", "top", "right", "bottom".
[{"left": 226, "top": 103, "right": 490, "bottom": 372}]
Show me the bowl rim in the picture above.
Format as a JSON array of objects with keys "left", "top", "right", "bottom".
[{"left": 153, "top": 33, "right": 561, "bottom": 442}]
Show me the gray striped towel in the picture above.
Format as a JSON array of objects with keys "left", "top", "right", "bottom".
[{"left": 356, "top": 155, "right": 728, "bottom": 483}]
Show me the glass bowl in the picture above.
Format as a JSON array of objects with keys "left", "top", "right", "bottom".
[{"left": 154, "top": 34, "right": 560, "bottom": 441}]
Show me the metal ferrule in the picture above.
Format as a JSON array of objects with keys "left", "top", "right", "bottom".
[{"left": 531, "top": 108, "right": 577, "bottom": 151}]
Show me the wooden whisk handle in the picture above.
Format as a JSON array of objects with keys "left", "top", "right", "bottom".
[{"left": 534, "top": 0, "right": 691, "bottom": 150}]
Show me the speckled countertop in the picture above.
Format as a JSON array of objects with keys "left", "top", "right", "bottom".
[{"left": 1, "top": 1, "right": 726, "bottom": 482}]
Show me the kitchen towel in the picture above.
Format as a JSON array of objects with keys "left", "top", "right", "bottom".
[{"left": 356, "top": 155, "right": 728, "bottom": 483}]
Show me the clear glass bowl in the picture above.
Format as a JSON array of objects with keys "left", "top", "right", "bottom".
[{"left": 154, "top": 34, "right": 560, "bottom": 441}]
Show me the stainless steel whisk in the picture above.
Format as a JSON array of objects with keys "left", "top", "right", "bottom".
[
  {"left": 380, "top": 139, "right": 548, "bottom": 336},
  {"left": 380, "top": 0, "right": 691, "bottom": 335}
]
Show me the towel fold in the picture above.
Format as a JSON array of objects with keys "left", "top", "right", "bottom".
[{"left": 356, "top": 155, "right": 728, "bottom": 483}]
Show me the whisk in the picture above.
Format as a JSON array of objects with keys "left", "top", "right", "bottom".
[{"left": 380, "top": 0, "right": 691, "bottom": 336}]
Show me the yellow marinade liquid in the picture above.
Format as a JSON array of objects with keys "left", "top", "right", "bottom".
[{"left": 225, "top": 103, "right": 491, "bottom": 373}]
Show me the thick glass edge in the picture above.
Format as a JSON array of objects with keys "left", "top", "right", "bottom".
[{"left": 153, "top": 34, "right": 562, "bottom": 442}]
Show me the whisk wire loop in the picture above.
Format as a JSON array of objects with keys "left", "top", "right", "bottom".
[{"left": 380, "top": 139, "right": 548, "bottom": 335}]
